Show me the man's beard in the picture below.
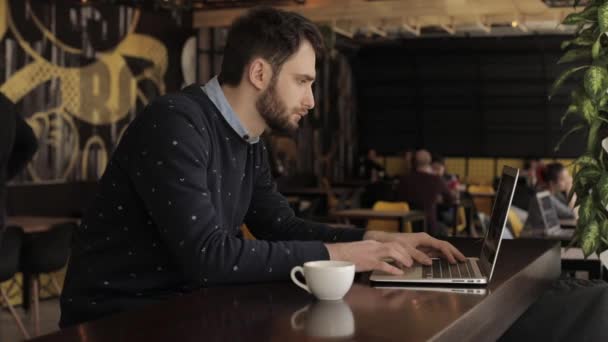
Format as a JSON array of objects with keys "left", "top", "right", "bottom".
[{"left": 256, "top": 80, "right": 298, "bottom": 136}]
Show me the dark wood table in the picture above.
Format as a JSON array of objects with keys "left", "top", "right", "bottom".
[
  {"left": 333, "top": 209, "right": 427, "bottom": 233},
  {"left": 30, "top": 238, "right": 560, "bottom": 342}
]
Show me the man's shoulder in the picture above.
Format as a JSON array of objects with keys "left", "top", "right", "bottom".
[{"left": 139, "top": 86, "right": 218, "bottom": 128}]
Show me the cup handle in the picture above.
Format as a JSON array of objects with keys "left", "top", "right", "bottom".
[
  {"left": 290, "top": 266, "right": 311, "bottom": 294},
  {"left": 290, "top": 305, "right": 310, "bottom": 330}
]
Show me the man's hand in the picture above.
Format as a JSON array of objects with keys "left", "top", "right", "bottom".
[
  {"left": 363, "top": 231, "right": 466, "bottom": 264},
  {"left": 324, "top": 240, "right": 430, "bottom": 275}
]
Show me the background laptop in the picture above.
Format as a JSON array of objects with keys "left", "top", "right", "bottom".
[
  {"left": 535, "top": 190, "right": 574, "bottom": 239},
  {"left": 370, "top": 166, "right": 519, "bottom": 285}
]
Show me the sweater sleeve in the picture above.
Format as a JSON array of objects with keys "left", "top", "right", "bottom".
[
  {"left": 244, "top": 140, "right": 365, "bottom": 243},
  {"left": 127, "top": 98, "right": 335, "bottom": 286}
]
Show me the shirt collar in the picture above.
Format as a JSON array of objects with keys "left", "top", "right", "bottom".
[{"left": 201, "top": 76, "right": 259, "bottom": 144}]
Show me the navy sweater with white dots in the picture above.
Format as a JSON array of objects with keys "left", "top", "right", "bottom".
[{"left": 59, "top": 85, "right": 365, "bottom": 327}]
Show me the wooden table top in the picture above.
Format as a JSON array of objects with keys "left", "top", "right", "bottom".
[
  {"left": 7, "top": 216, "right": 79, "bottom": 234},
  {"left": 333, "top": 209, "right": 426, "bottom": 220},
  {"left": 30, "top": 238, "right": 560, "bottom": 342}
]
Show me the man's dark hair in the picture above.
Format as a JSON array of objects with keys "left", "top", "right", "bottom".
[
  {"left": 218, "top": 6, "right": 324, "bottom": 86},
  {"left": 542, "top": 163, "right": 565, "bottom": 184}
]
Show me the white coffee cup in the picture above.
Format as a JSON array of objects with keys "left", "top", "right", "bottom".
[
  {"left": 290, "top": 300, "right": 355, "bottom": 338},
  {"left": 290, "top": 260, "right": 355, "bottom": 300}
]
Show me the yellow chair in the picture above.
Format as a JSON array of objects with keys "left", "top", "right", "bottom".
[
  {"left": 454, "top": 205, "right": 467, "bottom": 234},
  {"left": 507, "top": 209, "right": 524, "bottom": 238},
  {"left": 366, "top": 201, "right": 412, "bottom": 233}
]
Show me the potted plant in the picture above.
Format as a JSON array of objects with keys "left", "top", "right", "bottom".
[{"left": 551, "top": 0, "right": 608, "bottom": 258}]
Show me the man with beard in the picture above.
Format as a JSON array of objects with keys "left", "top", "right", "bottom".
[{"left": 60, "top": 7, "right": 465, "bottom": 327}]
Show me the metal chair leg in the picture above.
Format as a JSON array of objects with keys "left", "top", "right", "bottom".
[
  {"left": 0, "top": 286, "right": 30, "bottom": 339},
  {"left": 31, "top": 275, "right": 40, "bottom": 337}
]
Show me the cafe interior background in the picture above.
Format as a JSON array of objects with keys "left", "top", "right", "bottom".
[{"left": 0, "top": 0, "right": 600, "bottom": 339}]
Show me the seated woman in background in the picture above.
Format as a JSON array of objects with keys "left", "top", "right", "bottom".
[{"left": 523, "top": 162, "right": 576, "bottom": 230}]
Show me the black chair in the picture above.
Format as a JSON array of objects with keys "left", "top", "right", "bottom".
[
  {"left": 0, "top": 226, "right": 30, "bottom": 339},
  {"left": 19, "top": 223, "right": 73, "bottom": 336}
]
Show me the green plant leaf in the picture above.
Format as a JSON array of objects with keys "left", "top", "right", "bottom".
[
  {"left": 597, "top": 173, "right": 608, "bottom": 205},
  {"left": 600, "top": 2, "right": 608, "bottom": 32},
  {"left": 581, "top": 220, "right": 600, "bottom": 257},
  {"left": 592, "top": 37, "right": 602, "bottom": 59},
  {"left": 550, "top": 66, "right": 589, "bottom": 99},
  {"left": 602, "top": 220, "right": 608, "bottom": 243},
  {"left": 578, "top": 166, "right": 602, "bottom": 189},
  {"left": 564, "top": 13, "right": 585, "bottom": 25},
  {"left": 569, "top": 179, "right": 581, "bottom": 203},
  {"left": 583, "top": 6, "right": 599, "bottom": 20},
  {"left": 561, "top": 104, "right": 579, "bottom": 126},
  {"left": 579, "top": 192, "right": 597, "bottom": 226},
  {"left": 555, "top": 124, "right": 585, "bottom": 152},
  {"left": 562, "top": 34, "right": 597, "bottom": 49},
  {"left": 587, "top": 120, "right": 603, "bottom": 155},
  {"left": 597, "top": 3, "right": 608, "bottom": 33},
  {"left": 576, "top": 154, "right": 601, "bottom": 168},
  {"left": 581, "top": 96, "right": 599, "bottom": 122},
  {"left": 600, "top": 95, "right": 608, "bottom": 108},
  {"left": 594, "top": 53, "right": 608, "bottom": 67},
  {"left": 584, "top": 65, "right": 608, "bottom": 100},
  {"left": 558, "top": 48, "right": 592, "bottom": 64},
  {"left": 562, "top": 36, "right": 596, "bottom": 49}
]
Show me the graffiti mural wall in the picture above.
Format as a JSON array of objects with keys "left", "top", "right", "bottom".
[{"left": 0, "top": 1, "right": 191, "bottom": 182}]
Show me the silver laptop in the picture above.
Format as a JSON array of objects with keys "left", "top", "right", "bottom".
[
  {"left": 370, "top": 166, "right": 519, "bottom": 285},
  {"left": 536, "top": 191, "right": 574, "bottom": 239}
]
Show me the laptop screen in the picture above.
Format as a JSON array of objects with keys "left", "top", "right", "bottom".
[
  {"left": 538, "top": 192, "right": 560, "bottom": 229},
  {"left": 479, "top": 166, "right": 519, "bottom": 281}
]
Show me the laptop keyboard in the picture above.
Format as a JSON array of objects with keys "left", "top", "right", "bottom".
[{"left": 422, "top": 259, "right": 477, "bottom": 279}]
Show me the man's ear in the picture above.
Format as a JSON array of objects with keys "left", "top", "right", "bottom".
[{"left": 247, "top": 58, "right": 272, "bottom": 91}]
